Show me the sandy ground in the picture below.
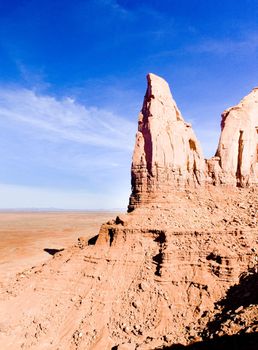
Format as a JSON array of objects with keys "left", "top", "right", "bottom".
[{"left": 0, "top": 211, "right": 121, "bottom": 283}]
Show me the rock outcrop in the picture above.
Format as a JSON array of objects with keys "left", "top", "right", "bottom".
[
  {"left": 129, "top": 75, "right": 258, "bottom": 211},
  {"left": 0, "top": 73, "right": 257, "bottom": 350},
  {"left": 214, "top": 88, "right": 258, "bottom": 187},
  {"left": 129, "top": 73, "right": 205, "bottom": 211}
]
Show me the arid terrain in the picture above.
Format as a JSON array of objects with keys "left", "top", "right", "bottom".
[
  {"left": 0, "top": 211, "right": 121, "bottom": 283},
  {"left": 0, "top": 73, "right": 257, "bottom": 350}
]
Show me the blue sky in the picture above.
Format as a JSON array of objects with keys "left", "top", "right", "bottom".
[{"left": 0, "top": 0, "right": 257, "bottom": 209}]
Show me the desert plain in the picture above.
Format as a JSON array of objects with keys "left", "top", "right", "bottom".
[{"left": 0, "top": 211, "right": 120, "bottom": 284}]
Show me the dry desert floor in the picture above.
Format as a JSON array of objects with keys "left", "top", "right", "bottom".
[{"left": 0, "top": 211, "right": 121, "bottom": 284}]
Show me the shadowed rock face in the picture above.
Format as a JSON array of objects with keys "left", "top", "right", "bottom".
[
  {"left": 129, "top": 73, "right": 205, "bottom": 211},
  {"left": 129, "top": 74, "right": 258, "bottom": 211}
]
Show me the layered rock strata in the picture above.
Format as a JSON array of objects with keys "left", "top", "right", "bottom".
[{"left": 0, "top": 190, "right": 257, "bottom": 349}]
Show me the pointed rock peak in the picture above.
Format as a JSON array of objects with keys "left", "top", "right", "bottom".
[
  {"left": 128, "top": 74, "right": 205, "bottom": 211},
  {"left": 238, "top": 88, "right": 258, "bottom": 106},
  {"left": 146, "top": 73, "right": 172, "bottom": 99},
  {"left": 141, "top": 73, "right": 183, "bottom": 124}
]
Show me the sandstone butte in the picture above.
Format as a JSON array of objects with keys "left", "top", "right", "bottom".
[
  {"left": 129, "top": 73, "right": 258, "bottom": 210},
  {"left": 0, "top": 74, "right": 257, "bottom": 350}
]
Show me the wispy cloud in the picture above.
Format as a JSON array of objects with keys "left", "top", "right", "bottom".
[
  {"left": 151, "top": 32, "right": 258, "bottom": 59},
  {"left": 16, "top": 62, "right": 51, "bottom": 91},
  {"left": 93, "top": 0, "right": 132, "bottom": 18},
  {"left": 0, "top": 87, "right": 135, "bottom": 151},
  {"left": 0, "top": 84, "right": 134, "bottom": 210},
  {"left": 188, "top": 32, "right": 258, "bottom": 55}
]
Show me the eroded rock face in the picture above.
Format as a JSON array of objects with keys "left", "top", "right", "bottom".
[
  {"left": 215, "top": 88, "right": 258, "bottom": 187},
  {"left": 0, "top": 186, "right": 257, "bottom": 350},
  {"left": 129, "top": 73, "right": 205, "bottom": 211},
  {"left": 0, "top": 74, "right": 257, "bottom": 350},
  {"left": 129, "top": 75, "right": 258, "bottom": 211}
]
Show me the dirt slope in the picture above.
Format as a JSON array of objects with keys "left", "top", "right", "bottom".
[{"left": 0, "top": 187, "right": 257, "bottom": 350}]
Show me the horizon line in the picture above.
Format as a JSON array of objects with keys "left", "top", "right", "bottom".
[{"left": 0, "top": 208, "right": 125, "bottom": 212}]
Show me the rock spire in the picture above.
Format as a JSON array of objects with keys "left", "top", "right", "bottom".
[
  {"left": 215, "top": 88, "right": 258, "bottom": 187},
  {"left": 129, "top": 73, "right": 205, "bottom": 211},
  {"left": 129, "top": 74, "right": 258, "bottom": 211}
]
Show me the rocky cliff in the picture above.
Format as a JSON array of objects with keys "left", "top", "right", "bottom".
[{"left": 0, "top": 74, "right": 257, "bottom": 350}]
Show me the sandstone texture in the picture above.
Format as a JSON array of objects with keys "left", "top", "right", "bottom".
[
  {"left": 0, "top": 74, "right": 257, "bottom": 350},
  {"left": 129, "top": 74, "right": 258, "bottom": 210},
  {"left": 129, "top": 74, "right": 205, "bottom": 211},
  {"left": 214, "top": 88, "right": 258, "bottom": 187}
]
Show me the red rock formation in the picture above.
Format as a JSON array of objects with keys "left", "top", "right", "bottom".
[
  {"left": 215, "top": 88, "right": 258, "bottom": 187},
  {"left": 129, "top": 75, "right": 258, "bottom": 212},
  {"left": 129, "top": 73, "right": 205, "bottom": 211},
  {"left": 0, "top": 74, "right": 257, "bottom": 350}
]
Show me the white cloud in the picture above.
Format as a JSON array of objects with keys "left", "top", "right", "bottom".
[
  {"left": 0, "top": 86, "right": 135, "bottom": 209},
  {"left": 0, "top": 87, "right": 136, "bottom": 151}
]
